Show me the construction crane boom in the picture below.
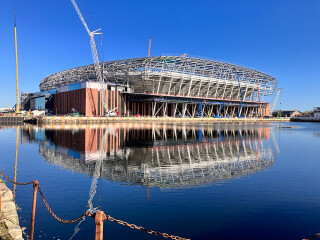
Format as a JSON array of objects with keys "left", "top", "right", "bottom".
[
  {"left": 14, "top": 10, "right": 20, "bottom": 114},
  {"left": 270, "top": 88, "right": 282, "bottom": 115},
  {"left": 70, "top": 0, "right": 105, "bottom": 113}
]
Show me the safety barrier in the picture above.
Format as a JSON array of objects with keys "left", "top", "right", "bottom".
[{"left": 0, "top": 169, "right": 188, "bottom": 240}]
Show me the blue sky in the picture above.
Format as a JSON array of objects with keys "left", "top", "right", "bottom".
[{"left": 0, "top": 0, "right": 319, "bottom": 111}]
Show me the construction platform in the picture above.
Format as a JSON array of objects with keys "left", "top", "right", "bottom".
[{"left": 0, "top": 116, "right": 25, "bottom": 125}]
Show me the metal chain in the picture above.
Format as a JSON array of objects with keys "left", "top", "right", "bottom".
[
  {"left": 0, "top": 169, "right": 188, "bottom": 239},
  {"left": 105, "top": 215, "right": 190, "bottom": 240},
  {"left": 303, "top": 233, "right": 320, "bottom": 240},
  {"left": 37, "top": 184, "right": 87, "bottom": 224},
  {"left": 0, "top": 170, "right": 34, "bottom": 185}
]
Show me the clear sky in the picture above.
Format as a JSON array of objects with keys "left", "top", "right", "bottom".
[{"left": 0, "top": 0, "right": 319, "bottom": 111}]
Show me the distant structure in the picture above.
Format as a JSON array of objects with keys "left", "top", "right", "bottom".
[
  {"left": 23, "top": 56, "right": 277, "bottom": 117},
  {"left": 291, "top": 107, "right": 320, "bottom": 122},
  {"left": 272, "top": 110, "right": 301, "bottom": 118}
]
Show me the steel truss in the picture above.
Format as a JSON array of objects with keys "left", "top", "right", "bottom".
[
  {"left": 127, "top": 94, "right": 268, "bottom": 118},
  {"left": 40, "top": 56, "right": 277, "bottom": 102}
]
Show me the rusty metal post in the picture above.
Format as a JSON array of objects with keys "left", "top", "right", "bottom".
[
  {"left": 95, "top": 211, "right": 106, "bottom": 240},
  {"left": 30, "top": 180, "right": 38, "bottom": 240}
]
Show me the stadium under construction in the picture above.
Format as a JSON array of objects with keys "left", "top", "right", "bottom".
[{"left": 22, "top": 56, "right": 277, "bottom": 118}]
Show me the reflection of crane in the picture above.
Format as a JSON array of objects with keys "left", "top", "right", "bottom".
[
  {"left": 70, "top": 0, "right": 105, "bottom": 113},
  {"left": 270, "top": 88, "right": 282, "bottom": 115},
  {"left": 270, "top": 130, "right": 280, "bottom": 154},
  {"left": 13, "top": 126, "right": 20, "bottom": 200},
  {"left": 69, "top": 129, "right": 108, "bottom": 240}
]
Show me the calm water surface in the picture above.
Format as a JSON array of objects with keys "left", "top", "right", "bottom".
[{"left": 0, "top": 122, "right": 320, "bottom": 240}]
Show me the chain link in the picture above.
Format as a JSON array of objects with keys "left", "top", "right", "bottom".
[
  {"left": 0, "top": 170, "right": 34, "bottom": 186},
  {"left": 105, "top": 215, "right": 190, "bottom": 240},
  {"left": 37, "top": 184, "right": 87, "bottom": 224}
]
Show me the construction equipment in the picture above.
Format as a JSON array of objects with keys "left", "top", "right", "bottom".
[
  {"left": 270, "top": 88, "right": 282, "bottom": 116},
  {"left": 69, "top": 2, "right": 108, "bottom": 222},
  {"left": 252, "top": 74, "right": 262, "bottom": 118},
  {"left": 105, "top": 107, "right": 118, "bottom": 117},
  {"left": 236, "top": 74, "right": 243, "bottom": 118},
  {"left": 148, "top": 36, "right": 151, "bottom": 57},
  {"left": 69, "top": 108, "right": 79, "bottom": 117},
  {"left": 14, "top": 10, "right": 20, "bottom": 114},
  {"left": 70, "top": 0, "right": 106, "bottom": 113}
]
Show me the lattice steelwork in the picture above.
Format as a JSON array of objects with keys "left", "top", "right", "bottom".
[{"left": 40, "top": 56, "right": 277, "bottom": 102}]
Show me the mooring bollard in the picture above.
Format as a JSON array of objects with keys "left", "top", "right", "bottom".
[
  {"left": 95, "top": 211, "right": 106, "bottom": 240},
  {"left": 30, "top": 180, "right": 38, "bottom": 240}
]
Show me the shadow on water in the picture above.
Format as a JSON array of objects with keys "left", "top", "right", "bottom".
[{"left": 21, "top": 123, "right": 274, "bottom": 189}]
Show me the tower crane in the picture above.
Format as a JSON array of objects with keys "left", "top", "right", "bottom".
[
  {"left": 270, "top": 88, "right": 282, "bottom": 116},
  {"left": 69, "top": 0, "right": 107, "bottom": 217},
  {"left": 14, "top": 10, "right": 20, "bottom": 114},
  {"left": 70, "top": 0, "right": 106, "bottom": 113}
]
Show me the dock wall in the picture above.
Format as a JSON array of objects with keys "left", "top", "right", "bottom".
[
  {"left": 0, "top": 182, "right": 23, "bottom": 240},
  {"left": 39, "top": 116, "right": 290, "bottom": 125},
  {"left": 291, "top": 117, "right": 320, "bottom": 122}
]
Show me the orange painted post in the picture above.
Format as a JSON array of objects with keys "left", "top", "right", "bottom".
[
  {"left": 95, "top": 211, "right": 106, "bottom": 240},
  {"left": 30, "top": 180, "right": 38, "bottom": 240}
]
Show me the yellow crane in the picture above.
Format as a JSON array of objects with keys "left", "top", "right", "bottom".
[{"left": 14, "top": 10, "right": 20, "bottom": 114}]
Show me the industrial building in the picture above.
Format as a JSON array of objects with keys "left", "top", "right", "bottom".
[{"left": 23, "top": 56, "right": 278, "bottom": 118}]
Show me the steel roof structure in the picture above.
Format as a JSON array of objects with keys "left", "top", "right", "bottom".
[{"left": 40, "top": 56, "right": 277, "bottom": 102}]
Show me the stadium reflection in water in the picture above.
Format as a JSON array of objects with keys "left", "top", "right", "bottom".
[{"left": 21, "top": 123, "right": 274, "bottom": 188}]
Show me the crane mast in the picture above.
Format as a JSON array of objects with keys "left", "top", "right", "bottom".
[
  {"left": 70, "top": 0, "right": 106, "bottom": 114},
  {"left": 14, "top": 10, "right": 20, "bottom": 114}
]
